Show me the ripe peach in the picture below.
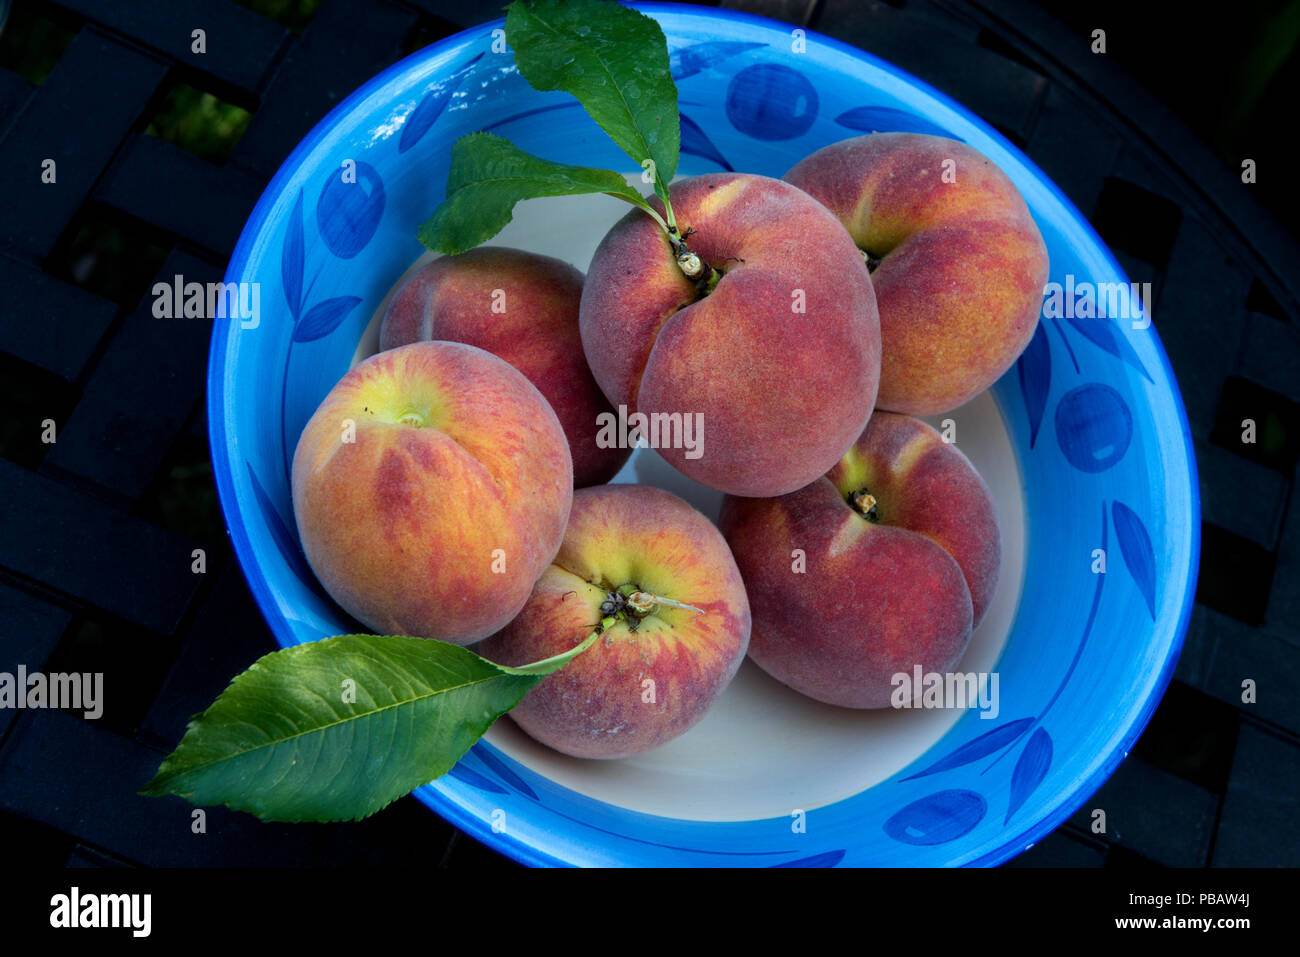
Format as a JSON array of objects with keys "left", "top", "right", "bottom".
[
  {"left": 379, "top": 246, "right": 629, "bottom": 487},
  {"left": 785, "top": 132, "right": 1048, "bottom": 415},
  {"left": 718, "top": 412, "right": 999, "bottom": 709},
  {"left": 477, "top": 484, "right": 751, "bottom": 759},
  {"left": 291, "top": 340, "right": 572, "bottom": 645},
  {"left": 579, "top": 173, "right": 880, "bottom": 498}
]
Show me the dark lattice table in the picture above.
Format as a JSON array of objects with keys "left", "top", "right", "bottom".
[{"left": 1, "top": 0, "right": 1296, "bottom": 868}]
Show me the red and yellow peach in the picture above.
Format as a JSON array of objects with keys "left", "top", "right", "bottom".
[
  {"left": 379, "top": 246, "right": 629, "bottom": 487},
  {"left": 478, "top": 484, "right": 751, "bottom": 759},
  {"left": 291, "top": 340, "right": 572, "bottom": 645},
  {"left": 719, "top": 412, "right": 999, "bottom": 708},
  {"left": 579, "top": 172, "right": 881, "bottom": 498},
  {"left": 785, "top": 132, "right": 1048, "bottom": 415}
]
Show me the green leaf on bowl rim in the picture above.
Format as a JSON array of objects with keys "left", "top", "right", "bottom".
[
  {"left": 505, "top": 0, "right": 680, "bottom": 209},
  {"left": 140, "top": 633, "right": 592, "bottom": 823},
  {"left": 418, "top": 133, "right": 656, "bottom": 255}
]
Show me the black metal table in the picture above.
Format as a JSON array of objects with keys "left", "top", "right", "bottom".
[{"left": 1, "top": 0, "right": 1296, "bottom": 868}]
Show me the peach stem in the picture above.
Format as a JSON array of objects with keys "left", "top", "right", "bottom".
[
  {"left": 664, "top": 225, "right": 720, "bottom": 292},
  {"left": 500, "top": 618, "right": 613, "bottom": 675},
  {"left": 627, "top": 590, "right": 705, "bottom": 616},
  {"left": 849, "top": 489, "right": 880, "bottom": 522}
]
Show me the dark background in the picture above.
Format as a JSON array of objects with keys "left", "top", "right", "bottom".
[{"left": 0, "top": 0, "right": 1296, "bottom": 868}]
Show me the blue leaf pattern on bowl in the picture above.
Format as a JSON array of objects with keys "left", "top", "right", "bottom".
[
  {"left": 1055, "top": 383, "right": 1133, "bottom": 472},
  {"left": 725, "top": 63, "right": 818, "bottom": 140},
  {"left": 770, "top": 850, "right": 846, "bottom": 868},
  {"left": 1017, "top": 322, "right": 1051, "bottom": 449},
  {"left": 884, "top": 790, "right": 987, "bottom": 845},
  {"left": 1047, "top": 315, "right": 1080, "bottom": 372},
  {"left": 1062, "top": 314, "right": 1152, "bottom": 383},
  {"left": 446, "top": 762, "right": 508, "bottom": 795},
  {"left": 281, "top": 190, "right": 305, "bottom": 320},
  {"left": 1006, "top": 728, "right": 1052, "bottom": 823},
  {"left": 246, "top": 462, "right": 326, "bottom": 601},
  {"left": 834, "top": 106, "right": 959, "bottom": 139},
  {"left": 901, "top": 717, "right": 1034, "bottom": 780},
  {"left": 1112, "top": 500, "right": 1156, "bottom": 618},
  {"left": 679, "top": 112, "right": 732, "bottom": 170},
  {"left": 671, "top": 40, "right": 766, "bottom": 80},
  {"left": 316, "top": 161, "right": 386, "bottom": 259},
  {"left": 292, "top": 295, "right": 362, "bottom": 343},
  {"left": 481, "top": 102, "right": 580, "bottom": 134},
  {"left": 472, "top": 744, "right": 539, "bottom": 801},
  {"left": 398, "top": 53, "right": 483, "bottom": 154}
]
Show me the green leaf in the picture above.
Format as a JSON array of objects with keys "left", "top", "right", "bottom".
[
  {"left": 418, "top": 132, "right": 656, "bottom": 254},
  {"left": 140, "top": 632, "right": 598, "bottom": 823},
  {"left": 505, "top": 0, "right": 679, "bottom": 208}
]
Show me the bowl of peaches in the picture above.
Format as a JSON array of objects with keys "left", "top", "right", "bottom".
[{"left": 198, "top": 0, "right": 1199, "bottom": 866}]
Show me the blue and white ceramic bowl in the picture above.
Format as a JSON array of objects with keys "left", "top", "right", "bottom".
[{"left": 208, "top": 3, "right": 1200, "bottom": 866}]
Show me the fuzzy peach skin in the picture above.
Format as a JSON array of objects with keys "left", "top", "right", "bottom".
[
  {"left": 380, "top": 247, "right": 629, "bottom": 487},
  {"left": 477, "top": 485, "right": 751, "bottom": 759},
  {"left": 291, "top": 340, "right": 572, "bottom": 645},
  {"left": 718, "top": 412, "right": 999, "bottom": 709},
  {"left": 785, "top": 132, "right": 1048, "bottom": 415},
  {"left": 580, "top": 173, "right": 880, "bottom": 498}
]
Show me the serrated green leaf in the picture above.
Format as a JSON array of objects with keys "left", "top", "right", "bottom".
[
  {"left": 506, "top": 0, "right": 679, "bottom": 207},
  {"left": 418, "top": 132, "right": 654, "bottom": 254},
  {"left": 140, "top": 633, "right": 590, "bottom": 823}
]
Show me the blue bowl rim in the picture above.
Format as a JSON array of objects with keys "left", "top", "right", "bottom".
[{"left": 209, "top": 0, "right": 1202, "bottom": 867}]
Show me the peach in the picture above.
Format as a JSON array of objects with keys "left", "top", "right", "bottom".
[
  {"left": 718, "top": 412, "right": 999, "bottom": 708},
  {"left": 579, "top": 173, "right": 880, "bottom": 498},
  {"left": 784, "top": 132, "right": 1049, "bottom": 415},
  {"left": 291, "top": 340, "right": 572, "bottom": 645},
  {"left": 477, "top": 484, "right": 751, "bottom": 759},
  {"left": 379, "top": 246, "right": 629, "bottom": 487}
]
